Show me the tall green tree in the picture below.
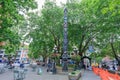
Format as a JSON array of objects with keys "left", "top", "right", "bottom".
[
  {"left": 0, "top": 0, "right": 37, "bottom": 54},
  {"left": 27, "top": 0, "right": 120, "bottom": 65},
  {"left": 82, "top": 0, "right": 120, "bottom": 65},
  {"left": 66, "top": 0, "right": 99, "bottom": 56},
  {"left": 28, "top": 0, "right": 63, "bottom": 59}
]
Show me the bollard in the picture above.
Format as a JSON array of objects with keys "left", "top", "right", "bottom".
[
  {"left": 37, "top": 68, "right": 42, "bottom": 75},
  {"left": 32, "top": 64, "right": 37, "bottom": 72}
]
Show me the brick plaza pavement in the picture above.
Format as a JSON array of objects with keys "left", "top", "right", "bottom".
[
  {"left": 81, "top": 70, "right": 101, "bottom": 80},
  {"left": 0, "top": 66, "right": 68, "bottom": 80},
  {"left": 0, "top": 66, "right": 100, "bottom": 80}
]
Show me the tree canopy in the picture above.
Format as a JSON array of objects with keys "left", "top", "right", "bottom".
[
  {"left": 0, "top": 0, "right": 37, "bottom": 54},
  {"left": 1, "top": 0, "right": 120, "bottom": 64},
  {"left": 27, "top": 0, "right": 120, "bottom": 60}
]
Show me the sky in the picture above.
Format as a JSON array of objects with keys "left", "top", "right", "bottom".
[{"left": 35, "top": 0, "right": 67, "bottom": 11}]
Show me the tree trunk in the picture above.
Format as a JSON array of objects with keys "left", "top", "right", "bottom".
[
  {"left": 110, "top": 42, "right": 120, "bottom": 66},
  {"left": 110, "top": 34, "right": 120, "bottom": 69}
]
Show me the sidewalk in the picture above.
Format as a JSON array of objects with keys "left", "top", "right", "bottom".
[{"left": 81, "top": 70, "right": 101, "bottom": 80}]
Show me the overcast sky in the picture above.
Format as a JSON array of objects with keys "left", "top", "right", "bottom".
[{"left": 35, "top": 0, "right": 67, "bottom": 11}]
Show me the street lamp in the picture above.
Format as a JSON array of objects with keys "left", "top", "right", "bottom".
[
  {"left": 53, "top": 46, "right": 58, "bottom": 54},
  {"left": 51, "top": 46, "right": 58, "bottom": 74},
  {"left": 73, "top": 48, "right": 78, "bottom": 55}
]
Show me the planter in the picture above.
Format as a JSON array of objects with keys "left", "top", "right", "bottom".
[
  {"left": 68, "top": 70, "right": 81, "bottom": 80},
  {"left": 56, "top": 66, "right": 73, "bottom": 74}
]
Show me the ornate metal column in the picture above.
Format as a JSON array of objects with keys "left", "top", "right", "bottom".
[{"left": 62, "top": 8, "right": 68, "bottom": 72}]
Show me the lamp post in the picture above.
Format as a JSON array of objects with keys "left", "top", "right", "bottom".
[
  {"left": 62, "top": 8, "right": 68, "bottom": 72},
  {"left": 51, "top": 46, "right": 58, "bottom": 74},
  {"left": 53, "top": 46, "right": 58, "bottom": 54},
  {"left": 73, "top": 48, "right": 78, "bottom": 55}
]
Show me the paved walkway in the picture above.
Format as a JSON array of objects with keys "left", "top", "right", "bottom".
[
  {"left": 0, "top": 66, "right": 100, "bottom": 80},
  {"left": 0, "top": 66, "right": 68, "bottom": 80},
  {"left": 25, "top": 67, "right": 68, "bottom": 80},
  {"left": 81, "top": 70, "right": 101, "bottom": 80}
]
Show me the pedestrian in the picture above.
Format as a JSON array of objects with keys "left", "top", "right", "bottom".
[
  {"left": 47, "top": 59, "right": 52, "bottom": 72},
  {"left": 20, "top": 61, "right": 24, "bottom": 68},
  {"left": 51, "top": 60, "right": 56, "bottom": 74}
]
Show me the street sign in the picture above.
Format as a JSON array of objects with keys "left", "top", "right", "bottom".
[{"left": 88, "top": 46, "right": 94, "bottom": 53}]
